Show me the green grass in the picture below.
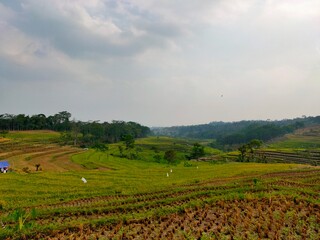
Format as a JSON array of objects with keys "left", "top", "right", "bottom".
[
  {"left": 0, "top": 148, "right": 304, "bottom": 210},
  {"left": 0, "top": 133, "right": 312, "bottom": 210},
  {"left": 135, "top": 137, "right": 221, "bottom": 154},
  {"left": 0, "top": 131, "right": 319, "bottom": 238},
  {"left": 5, "top": 130, "right": 60, "bottom": 142},
  {"left": 132, "top": 137, "right": 222, "bottom": 163},
  {"left": 0, "top": 158, "right": 317, "bottom": 239},
  {"left": 267, "top": 134, "right": 320, "bottom": 150}
]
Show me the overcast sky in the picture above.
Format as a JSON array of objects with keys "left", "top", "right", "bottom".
[{"left": 0, "top": 0, "right": 319, "bottom": 126}]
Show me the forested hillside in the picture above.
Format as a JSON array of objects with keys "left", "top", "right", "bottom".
[
  {"left": 152, "top": 116, "right": 320, "bottom": 145},
  {"left": 0, "top": 111, "right": 150, "bottom": 146}
]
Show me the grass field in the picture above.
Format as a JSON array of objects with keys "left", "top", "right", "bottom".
[
  {"left": 267, "top": 125, "right": 320, "bottom": 150},
  {"left": 0, "top": 131, "right": 319, "bottom": 239},
  {"left": 268, "top": 135, "right": 320, "bottom": 149},
  {"left": 4, "top": 130, "right": 60, "bottom": 142}
]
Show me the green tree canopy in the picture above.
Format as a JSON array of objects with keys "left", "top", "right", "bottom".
[
  {"left": 189, "top": 143, "right": 205, "bottom": 159},
  {"left": 122, "top": 134, "right": 135, "bottom": 149}
]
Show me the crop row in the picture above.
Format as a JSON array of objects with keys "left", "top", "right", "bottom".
[
  {"left": 256, "top": 150, "right": 320, "bottom": 165},
  {"left": 34, "top": 197, "right": 320, "bottom": 240},
  {"left": 2, "top": 168, "right": 320, "bottom": 239},
  {"left": 23, "top": 185, "right": 253, "bottom": 227},
  {"left": 0, "top": 144, "right": 59, "bottom": 159}
]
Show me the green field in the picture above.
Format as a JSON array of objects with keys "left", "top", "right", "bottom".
[
  {"left": 4, "top": 130, "right": 60, "bottom": 142},
  {"left": 268, "top": 135, "right": 320, "bottom": 150},
  {"left": 0, "top": 131, "right": 319, "bottom": 239},
  {"left": 267, "top": 126, "right": 320, "bottom": 150}
]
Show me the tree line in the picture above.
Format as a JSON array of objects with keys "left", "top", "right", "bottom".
[
  {"left": 215, "top": 122, "right": 303, "bottom": 146},
  {"left": 0, "top": 111, "right": 72, "bottom": 131},
  {"left": 0, "top": 111, "right": 150, "bottom": 146},
  {"left": 153, "top": 116, "right": 320, "bottom": 147}
]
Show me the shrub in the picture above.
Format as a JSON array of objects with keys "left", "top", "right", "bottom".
[
  {"left": 164, "top": 150, "right": 176, "bottom": 163},
  {"left": 184, "top": 161, "right": 193, "bottom": 167},
  {"left": 153, "top": 154, "right": 162, "bottom": 163},
  {"left": 22, "top": 167, "right": 30, "bottom": 173},
  {"left": 0, "top": 200, "right": 6, "bottom": 210}
]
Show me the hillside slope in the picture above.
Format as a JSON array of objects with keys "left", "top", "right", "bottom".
[
  {"left": 0, "top": 131, "right": 84, "bottom": 172},
  {"left": 152, "top": 116, "right": 320, "bottom": 145}
]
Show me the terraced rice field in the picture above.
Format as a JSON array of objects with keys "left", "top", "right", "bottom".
[
  {"left": 0, "top": 167, "right": 319, "bottom": 239},
  {"left": 0, "top": 132, "right": 319, "bottom": 239},
  {"left": 255, "top": 150, "right": 320, "bottom": 166},
  {"left": 0, "top": 134, "right": 83, "bottom": 172}
]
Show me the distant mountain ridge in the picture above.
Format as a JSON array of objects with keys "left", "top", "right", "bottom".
[{"left": 152, "top": 116, "right": 320, "bottom": 145}]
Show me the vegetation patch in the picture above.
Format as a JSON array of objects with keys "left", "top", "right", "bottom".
[{"left": 0, "top": 128, "right": 319, "bottom": 238}]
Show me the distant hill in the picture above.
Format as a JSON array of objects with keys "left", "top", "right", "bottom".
[
  {"left": 152, "top": 116, "right": 320, "bottom": 146},
  {"left": 267, "top": 124, "right": 320, "bottom": 149}
]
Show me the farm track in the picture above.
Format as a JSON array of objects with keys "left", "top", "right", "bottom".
[{"left": 3, "top": 168, "right": 320, "bottom": 239}]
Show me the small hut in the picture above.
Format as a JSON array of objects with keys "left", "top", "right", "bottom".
[{"left": 0, "top": 160, "right": 9, "bottom": 173}]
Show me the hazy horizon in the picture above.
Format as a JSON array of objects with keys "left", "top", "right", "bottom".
[
  {"left": 1, "top": 110, "right": 317, "bottom": 128},
  {"left": 1, "top": 1, "right": 319, "bottom": 126}
]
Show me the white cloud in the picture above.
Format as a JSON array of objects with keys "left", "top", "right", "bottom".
[
  {"left": 263, "top": 0, "right": 320, "bottom": 20},
  {"left": 0, "top": 0, "right": 319, "bottom": 125}
]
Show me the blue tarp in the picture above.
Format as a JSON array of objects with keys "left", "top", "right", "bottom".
[{"left": 0, "top": 161, "right": 9, "bottom": 168}]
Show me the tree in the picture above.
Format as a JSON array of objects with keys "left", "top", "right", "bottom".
[
  {"left": 93, "top": 142, "right": 109, "bottom": 152},
  {"left": 238, "top": 145, "right": 248, "bottom": 162},
  {"left": 59, "top": 131, "right": 72, "bottom": 145},
  {"left": 189, "top": 143, "right": 205, "bottom": 159},
  {"left": 238, "top": 139, "right": 263, "bottom": 162},
  {"left": 122, "top": 134, "right": 135, "bottom": 149},
  {"left": 247, "top": 139, "right": 262, "bottom": 151},
  {"left": 15, "top": 114, "right": 26, "bottom": 130},
  {"left": 0, "top": 112, "right": 151, "bottom": 147},
  {"left": 164, "top": 150, "right": 176, "bottom": 163},
  {"left": 54, "top": 111, "right": 71, "bottom": 131},
  {"left": 247, "top": 139, "right": 263, "bottom": 161},
  {"left": 70, "top": 121, "right": 81, "bottom": 146},
  {"left": 118, "top": 145, "right": 124, "bottom": 157}
]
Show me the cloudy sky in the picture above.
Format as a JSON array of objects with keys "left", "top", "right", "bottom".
[{"left": 0, "top": 0, "right": 319, "bottom": 126}]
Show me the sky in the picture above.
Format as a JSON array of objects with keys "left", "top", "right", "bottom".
[{"left": 0, "top": 0, "right": 319, "bottom": 127}]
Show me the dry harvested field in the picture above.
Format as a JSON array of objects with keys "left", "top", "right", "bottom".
[
  {"left": 0, "top": 168, "right": 319, "bottom": 239},
  {"left": 0, "top": 134, "right": 84, "bottom": 172}
]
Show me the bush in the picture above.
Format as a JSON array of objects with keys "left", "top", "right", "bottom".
[
  {"left": 22, "top": 167, "right": 30, "bottom": 173},
  {"left": 164, "top": 150, "right": 176, "bottom": 163},
  {"left": 189, "top": 143, "right": 205, "bottom": 159},
  {"left": 153, "top": 154, "right": 162, "bottom": 163},
  {"left": 0, "top": 200, "right": 6, "bottom": 210},
  {"left": 184, "top": 161, "right": 193, "bottom": 167}
]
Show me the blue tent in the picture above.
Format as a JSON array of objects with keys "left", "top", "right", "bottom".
[{"left": 0, "top": 161, "right": 9, "bottom": 168}]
